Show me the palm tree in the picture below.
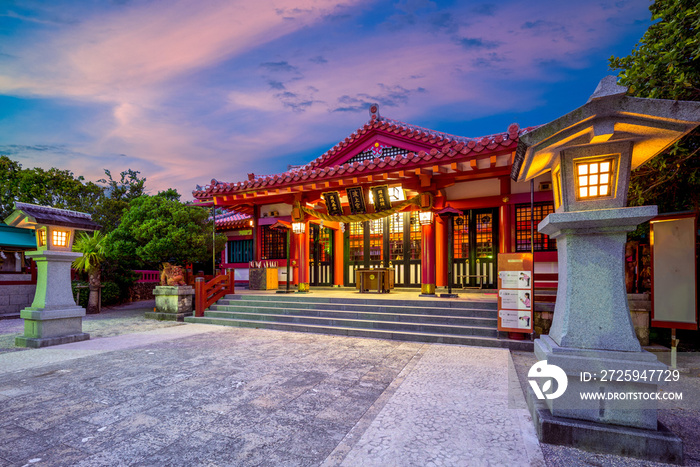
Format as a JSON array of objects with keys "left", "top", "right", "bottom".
[{"left": 72, "top": 231, "right": 106, "bottom": 314}]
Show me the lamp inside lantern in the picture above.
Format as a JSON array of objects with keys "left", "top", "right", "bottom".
[
  {"left": 292, "top": 222, "right": 306, "bottom": 234},
  {"left": 418, "top": 211, "right": 433, "bottom": 225},
  {"left": 52, "top": 229, "right": 69, "bottom": 248}
]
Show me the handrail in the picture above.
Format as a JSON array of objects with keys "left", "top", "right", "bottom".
[
  {"left": 134, "top": 270, "right": 160, "bottom": 283},
  {"left": 194, "top": 269, "right": 235, "bottom": 317}
]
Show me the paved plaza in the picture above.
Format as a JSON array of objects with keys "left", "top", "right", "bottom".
[{"left": 0, "top": 302, "right": 698, "bottom": 466}]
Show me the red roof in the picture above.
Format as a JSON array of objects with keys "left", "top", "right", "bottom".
[
  {"left": 215, "top": 211, "right": 251, "bottom": 229},
  {"left": 194, "top": 114, "right": 533, "bottom": 200}
]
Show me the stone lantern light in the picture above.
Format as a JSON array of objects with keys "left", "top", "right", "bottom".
[
  {"left": 513, "top": 77, "right": 700, "bottom": 462},
  {"left": 5, "top": 202, "right": 100, "bottom": 348}
]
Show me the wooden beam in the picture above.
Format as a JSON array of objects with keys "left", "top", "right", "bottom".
[
  {"left": 469, "top": 159, "right": 478, "bottom": 170},
  {"left": 420, "top": 174, "right": 432, "bottom": 188},
  {"left": 490, "top": 155, "right": 497, "bottom": 168},
  {"left": 371, "top": 173, "right": 388, "bottom": 181},
  {"left": 451, "top": 161, "right": 470, "bottom": 172},
  {"left": 432, "top": 165, "right": 449, "bottom": 174}
]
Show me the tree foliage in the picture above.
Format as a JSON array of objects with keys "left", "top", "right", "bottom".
[
  {"left": 0, "top": 156, "right": 103, "bottom": 220},
  {"left": 105, "top": 191, "right": 226, "bottom": 269},
  {"left": 72, "top": 231, "right": 107, "bottom": 313},
  {"left": 92, "top": 169, "right": 147, "bottom": 233},
  {"left": 609, "top": 0, "right": 700, "bottom": 213}
]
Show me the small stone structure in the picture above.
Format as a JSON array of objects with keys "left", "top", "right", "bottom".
[
  {"left": 147, "top": 285, "right": 194, "bottom": 321},
  {"left": 514, "top": 76, "right": 700, "bottom": 463},
  {"left": 4, "top": 203, "right": 100, "bottom": 348}
]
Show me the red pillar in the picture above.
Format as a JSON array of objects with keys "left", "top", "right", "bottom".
[
  {"left": 334, "top": 228, "right": 344, "bottom": 286},
  {"left": 420, "top": 221, "right": 436, "bottom": 295},
  {"left": 297, "top": 221, "right": 310, "bottom": 292},
  {"left": 435, "top": 215, "right": 446, "bottom": 287}
]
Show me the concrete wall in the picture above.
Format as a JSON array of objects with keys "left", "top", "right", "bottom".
[{"left": 0, "top": 281, "right": 35, "bottom": 318}]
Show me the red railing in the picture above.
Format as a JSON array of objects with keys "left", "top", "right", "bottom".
[
  {"left": 134, "top": 270, "right": 160, "bottom": 283},
  {"left": 194, "top": 269, "right": 235, "bottom": 317}
]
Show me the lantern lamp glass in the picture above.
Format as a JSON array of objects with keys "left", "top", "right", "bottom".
[
  {"left": 292, "top": 222, "right": 305, "bottom": 234},
  {"left": 574, "top": 158, "right": 614, "bottom": 200},
  {"left": 52, "top": 230, "right": 69, "bottom": 247},
  {"left": 418, "top": 211, "right": 433, "bottom": 225},
  {"left": 38, "top": 229, "right": 47, "bottom": 247}
]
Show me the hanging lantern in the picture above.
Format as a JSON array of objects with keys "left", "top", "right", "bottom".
[{"left": 418, "top": 211, "right": 433, "bottom": 225}]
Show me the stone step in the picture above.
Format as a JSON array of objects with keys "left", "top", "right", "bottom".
[
  {"left": 201, "top": 310, "right": 498, "bottom": 337},
  {"left": 208, "top": 305, "right": 497, "bottom": 325},
  {"left": 184, "top": 316, "right": 533, "bottom": 351},
  {"left": 212, "top": 300, "right": 497, "bottom": 318},
  {"left": 223, "top": 294, "right": 497, "bottom": 310}
]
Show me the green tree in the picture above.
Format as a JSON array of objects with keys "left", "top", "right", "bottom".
[
  {"left": 72, "top": 231, "right": 107, "bottom": 314},
  {"left": 609, "top": 0, "right": 700, "bottom": 213},
  {"left": 0, "top": 156, "right": 103, "bottom": 219},
  {"left": 105, "top": 191, "right": 226, "bottom": 270},
  {"left": 92, "top": 169, "right": 147, "bottom": 233}
]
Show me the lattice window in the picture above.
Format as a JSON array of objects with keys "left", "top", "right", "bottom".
[
  {"left": 515, "top": 202, "right": 556, "bottom": 252},
  {"left": 475, "top": 213, "right": 494, "bottom": 258},
  {"left": 408, "top": 212, "right": 421, "bottom": 260},
  {"left": 260, "top": 225, "right": 287, "bottom": 260},
  {"left": 454, "top": 214, "right": 469, "bottom": 259},
  {"left": 348, "top": 222, "right": 364, "bottom": 262},
  {"left": 318, "top": 227, "right": 332, "bottom": 262},
  {"left": 369, "top": 218, "right": 383, "bottom": 262},
  {"left": 347, "top": 146, "right": 410, "bottom": 164},
  {"left": 389, "top": 212, "right": 404, "bottom": 261},
  {"left": 227, "top": 239, "right": 253, "bottom": 263}
]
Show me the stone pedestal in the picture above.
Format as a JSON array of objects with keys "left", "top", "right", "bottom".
[
  {"left": 148, "top": 285, "right": 194, "bottom": 321},
  {"left": 15, "top": 250, "right": 89, "bottom": 348},
  {"left": 528, "top": 206, "right": 683, "bottom": 461}
]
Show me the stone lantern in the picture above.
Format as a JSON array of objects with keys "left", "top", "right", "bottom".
[
  {"left": 4, "top": 202, "right": 100, "bottom": 348},
  {"left": 513, "top": 77, "right": 700, "bottom": 461}
]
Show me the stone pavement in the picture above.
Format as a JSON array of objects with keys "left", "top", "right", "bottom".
[{"left": 0, "top": 323, "right": 544, "bottom": 466}]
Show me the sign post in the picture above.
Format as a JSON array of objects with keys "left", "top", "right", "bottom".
[{"left": 497, "top": 253, "right": 533, "bottom": 334}]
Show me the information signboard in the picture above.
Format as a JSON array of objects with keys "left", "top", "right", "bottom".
[
  {"left": 497, "top": 253, "right": 533, "bottom": 333},
  {"left": 650, "top": 213, "right": 698, "bottom": 330}
]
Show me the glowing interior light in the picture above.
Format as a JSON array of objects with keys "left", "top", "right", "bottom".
[
  {"left": 38, "top": 229, "right": 46, "bottom": 247},
  {"left": 575, "top": 158, "right": 614, "bottom": 200},
  {"left": 52, "top": 230, "right": 68, "bottom": 247}
]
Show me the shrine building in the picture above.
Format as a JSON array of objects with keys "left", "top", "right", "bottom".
[{"left": 192, "top": 105, "right": 556, "bottom": 294}]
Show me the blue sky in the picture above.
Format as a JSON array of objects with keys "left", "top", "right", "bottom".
[{"left": 0, "top": 0, "right": 652, "bottom": 199}]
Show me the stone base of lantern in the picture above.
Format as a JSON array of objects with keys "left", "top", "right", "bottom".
[
  {"left": 527, "top": 385, "right": 683, "bottom": 464},
  {"left": 527, "top": 335, "right": 683, "bottom": 464},
  {"left": 15, "top": 306, "right": 90, "bottom": 348}
]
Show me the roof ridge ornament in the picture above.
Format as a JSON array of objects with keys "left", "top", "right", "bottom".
[
  {"left": 587, "top": 75, "right": 628, "bottom": 103},
  {"left": 369, "top": 103, "right": 379, "bottom": 119}
]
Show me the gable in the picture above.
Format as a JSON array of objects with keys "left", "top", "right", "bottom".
[{"left": 312, "top": 120, "right": 447, "bottom": 170}]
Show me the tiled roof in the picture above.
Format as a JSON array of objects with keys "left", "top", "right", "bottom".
[
  {"left": 215, "top": 211, "right": 251, "bottom": 229},
  {"left": 194, "top": 115, "right": 532, "bottom": 199}
]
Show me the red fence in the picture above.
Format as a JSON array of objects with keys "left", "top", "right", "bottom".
[
  {"left": 194, "top": 270, "right": 235, "bottom": 317},
  {"left": 134, "top": 270, "right": 160, "bottom": 283}
]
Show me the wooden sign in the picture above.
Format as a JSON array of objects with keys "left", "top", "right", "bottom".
[
  {"left": 496, "top": 253, "right": 533, "bottom": 333},
  {"left": 322, "top": 191, "right": 343, "bottom": 216},
  {"left": 346, "top": 187, "right": 367, "bottom": 215},
  {"left": 371, "top": 185, "right": 391, "bottom": 211}
]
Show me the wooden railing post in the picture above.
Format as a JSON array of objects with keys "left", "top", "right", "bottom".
[
  {"left": 195, "top": 277, "right": 204, "bottom": 317},
  {"left": 227, "top": 269, "right": 235, "bottom": 295}
]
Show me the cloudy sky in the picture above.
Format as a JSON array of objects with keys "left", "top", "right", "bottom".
[{"left": 0, "top": 0, "right": 651, "bottom": 199}]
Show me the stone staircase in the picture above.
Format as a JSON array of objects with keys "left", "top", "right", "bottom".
[{"left": 184, "top": 293, "right": 534, "bottom": 351}]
